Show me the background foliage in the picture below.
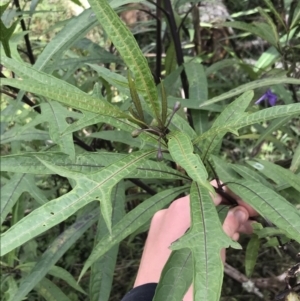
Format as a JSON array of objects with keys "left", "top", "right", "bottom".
[{"left": 1, "top": 0, "right": 300, "bottom": 300}]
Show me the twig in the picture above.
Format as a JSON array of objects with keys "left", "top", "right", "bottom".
[{"left": 13, "top": 0, "right": 35, "bottom": 64}]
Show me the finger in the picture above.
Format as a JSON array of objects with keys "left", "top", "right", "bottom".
[
  {"left": 209, "top": 180, "right": 224, "bottom": 206},
  {"left": 211, "top": 180, "right": 259, "bottom": 217},
  {"left": 221, "top": 206, "right": 249, "bottom": 262}
]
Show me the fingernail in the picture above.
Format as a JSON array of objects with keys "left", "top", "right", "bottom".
[{"left": 234, "top": 209, "right": 247, "bottom": 223}]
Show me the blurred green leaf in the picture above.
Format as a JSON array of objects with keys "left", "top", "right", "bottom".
[
  {"left": 248, "top": 159, "right": 300, "bottom": 192},
  {"left": 245, "top": 234, "right": 260, "bottom": 277},
  {"left": 10, "top": 207, "right": 98, "bottom": 301},
  {"left": 291, "top": 143, "right": 300, "bottom": 173},
  {"left": 199, "top": 77, "right": 300, "bottom": 107},
  {"left": 221, "top": 21, "right": 278, "bottom": 48},
  {"left": 153, "top": 248, "right": 192, "bottom": 301},
  {"left": 34, "top": 278, "right": 71, "bottom": 301}
]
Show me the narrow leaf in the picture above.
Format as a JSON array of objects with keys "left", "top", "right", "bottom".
[
  {"left": 10, "top": 207, "right": 98, "bottom": 301},
  {"left": 245, "top": 234, "right": 260, "bottom": 277},
  {"left": 34, "top": 278, "right": 71, "bottom": 301},
  {"left": 291, "top": 142, "right": 300, "bottom": 172},
  {"left": 128, "top": 72, "right": 145, "bottom": 122},
  {"left": 198, "top": 77, "right": 300, "bottom": 108},
  {"left": 168, "top": 131, "right": 208, "bottom": 188},
  {"left": 223, "top": 180, "right": 300, "bottom": 243},
  {"left": 88, "top": 0, "right": 160, "bottom": 121},
  {"left": 201, "top": 91, "right": 254, "bottom": 160},
  {"left": 194, "top": 103, "right": 300, "bottom": 145},
  {"left": 248, "top": 159, "right": 300, "bottom": 193}
]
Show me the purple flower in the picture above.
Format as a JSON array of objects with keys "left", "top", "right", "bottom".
[{"left": 255, "top": 89, "right": 278, "bottom": 106}]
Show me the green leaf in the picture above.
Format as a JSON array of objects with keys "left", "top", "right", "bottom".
[
  {"left": 213, "top": 156, "right": 300, "bottom": 243},
  {"left": 165, "top": 41, "right": 177, "bottom": 76},
  {"left": 168, "top": 96, "right": 223, "bottom": 112},
  {"left": 0, "top": 152, "right": 189, "bottom": 180},
  {"left": 0, "top": 2, "right": 18, "bottom": 57},
  {"left": 290, "top": 0, "right": 300, "bottom": 29},
  {"left": 171, "top": 182, "right": 240, "bottom": 301},
  {"left": 229, "top": 164, "right": 273, "bottom": 189},
  {"left": 89, "top": 182, "right": 125, "bottom": 301},
  {"left": 248, "top": 159, "right": 300, "bottom": 193},
  {"left": 10, "top": 207, "right": 98, "bottom": 301},
  {"left": 34, "top": 9, "right": 98, "bottom": 71},
  {"left": 89, "top": 130, "right": 143, "bottom": 148},
  {"left": 254, "top": 116, "right": 291, "bottom": 147},
  {"left": 221, "top": 21, "right": 278, "bottom": 48},
  {"left": 168, "top": 131, "right": 208, "bottom": 188},
  {"left": 79, "top": 185, "right": 189, "bottom": 280},
  {"left": 1, "top": 125, "right": 49, "bottom": 143},
  {"left": 62, "top": 111, "right": 159, "bottom": 148},
  {"left": 198, "top": 77, "right": 300, "bottom": 108},
  {"left": 40, "top": 102, "right": 75, "bottom": 159},
  {"left": 205, "top": 59, "right": 238, "bottom": 76},
  {"left": 168, "top": 112, "right": 197, "bottom": 139},
  {"left": 262, "top": 0, "right": 287, "bottom": 31},
  {"left": 88, "top": 0, "right": 160, "bottom": 122},
  {"left": 128, "top": 72, "right": 145, "bottom": 122},
  {"left": 87, "top": 64, "right": 131, "bottom": 93},
  {"left": 1, "top": 56, "right": 129, "bottom": 119},
  {"left": 184, "top": 62, "right": 208, "bottom": 102},
  {"left": 160, "top": 80, "right": 168, "bottom": 126},
  {"left": 245, "top": 234, "right": 260, "bottom": 277},
  {"left": 0, "top": 149, "right": 156, "bottom": 256},
  {"left": 291, "top": 142, "right": 300, "bottom": 173},
  {"left": 254, "top": 28, "right": 297, "bottom": 72},
  {"left": 193, "top": 103, "right": 300, "bottom": 145},
  {"left": 185, "top": 62, "right": 209, "bottom": 137},
  {"left": 256, "top": 7, "right": 279, "bottom": 46},
  {"left": 153, "top": 249, "right": 192, "bottom": 301},
  {"left": 34, "top": 278, "right": 71, "bottom": 301},
  {"left": 1, "top": 174, "right": 48, "bottom": 224},
  {"left": 201, "top": 91, "right": 254, "bottom": 160},
  {"left": 224, "top": 180, "right": 300, "bottom": 243}
]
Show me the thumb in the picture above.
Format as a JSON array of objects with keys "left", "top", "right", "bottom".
[{"left": 221, "top": 206, "right": 249, "bottom": 262}]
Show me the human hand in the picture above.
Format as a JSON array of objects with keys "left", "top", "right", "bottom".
[{"left": 134, "top": 181, "right": 257, "bottom": 299}]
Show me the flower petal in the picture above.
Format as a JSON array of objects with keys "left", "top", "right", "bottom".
[{"left": 255, "top": 94, "right": 266, "bottom": 104}]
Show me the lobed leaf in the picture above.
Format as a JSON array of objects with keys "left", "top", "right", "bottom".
[
  {"left": 0, "top": 149, "right": 156, "bottom": 255},
  {"left": 171, "top": 182, "right": 241, "bottom": 301},
  {"left": 89, "top": 182, "right": 125, "bottom": 301}
]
